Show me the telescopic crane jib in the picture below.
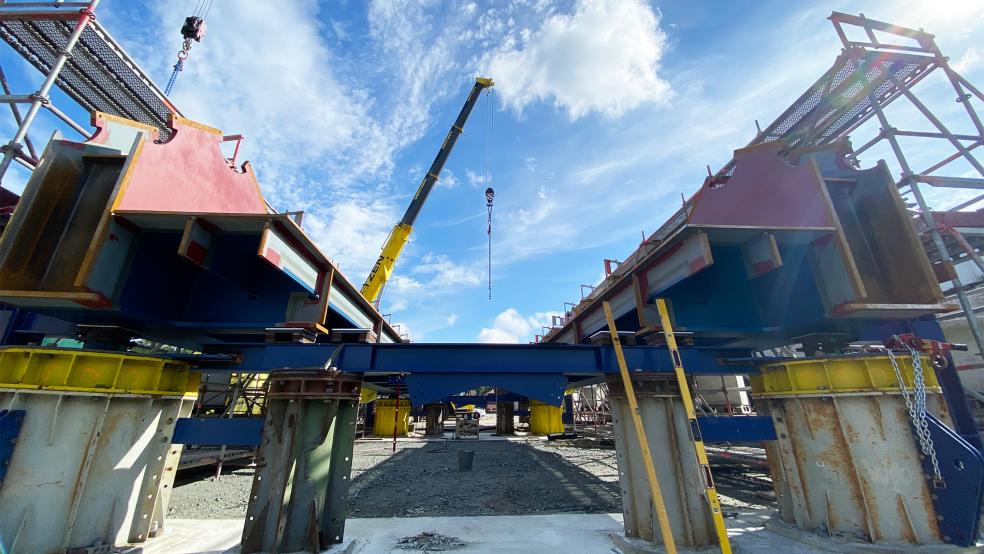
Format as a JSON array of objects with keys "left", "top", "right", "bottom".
[{"left": 360, "top": 77, "right": 494, "bottom": 304}]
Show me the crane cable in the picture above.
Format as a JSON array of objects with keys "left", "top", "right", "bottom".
[
  {"left": 164, "top": 0, "right": 212, "bottom": 96},
  {"left": 485, "top": 86, "right": 495, "bottom": 300}
]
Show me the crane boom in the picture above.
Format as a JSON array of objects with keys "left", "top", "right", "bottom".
[{"left": 360, "top": 77, "right": 493, "bottom": 304}]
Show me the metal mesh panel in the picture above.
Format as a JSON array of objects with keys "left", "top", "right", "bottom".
[
  {"left": 0, "top": 17, "right": 176, "bottom": 138},
  {"left": 716, "top": 52, "right": 933, "bottom": 177}
]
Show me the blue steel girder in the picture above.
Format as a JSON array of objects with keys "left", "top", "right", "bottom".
[
  {"left": 212, "top": 342, "right": 754, "bottom": 376},
  {"left": 199, "top": 342, "right": 754, "bottom": 407}
]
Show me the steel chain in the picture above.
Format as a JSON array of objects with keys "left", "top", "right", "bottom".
[{"left": 886, "top": 337, "right": 943, "bottom": 483}]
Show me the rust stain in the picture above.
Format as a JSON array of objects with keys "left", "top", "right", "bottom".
[
  {"left": 804, "top": 399, "right": 869, "bottom": 538},
  {"left": 895, "top": 494, "right": 918, "bottom": 544}
]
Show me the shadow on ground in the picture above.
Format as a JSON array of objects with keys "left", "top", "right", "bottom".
[{"left": 348, "top": 440, "right": 621, "bottom": 518}]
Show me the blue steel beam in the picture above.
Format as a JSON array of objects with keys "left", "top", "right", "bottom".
[
  {"left": 171, "top": 414, "right": 778, "bottom": 448},
  {"left": 173, "top": 417, "right": 264, "bottom": 447},
  {"left": 197, "top": 342, "right": 754, "bottom": 407},
  {"left": 205, "top": 342, "right": 755, "bottom": 376}
]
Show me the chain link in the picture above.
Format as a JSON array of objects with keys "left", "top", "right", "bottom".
[{"left": 886, "top": 337, "right": 943, "bottom": 484}]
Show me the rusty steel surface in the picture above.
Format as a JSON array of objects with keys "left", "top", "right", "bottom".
[
  {"left": 763, "top": 394, "right": 947, "bottom": 543},
  {"left": 243, "top": 370, "right": 358, "bottom": 552},
  {"left": 609, "top": 376, "right": 719, "bottom": 549},
  {"left": 0, "top": 389, "right": 195, "bottom": 551},
  {"left": 266, "top": 370, "right": 362, "bottom": 401}
]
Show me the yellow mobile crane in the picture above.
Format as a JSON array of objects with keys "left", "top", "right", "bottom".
[{"left": 360, "top": 77, "right": 494, "bottom": 303}]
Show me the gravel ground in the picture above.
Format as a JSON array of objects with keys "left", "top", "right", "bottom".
[{"left": 166, "top": 427, "right": 773, "bottom": 519}]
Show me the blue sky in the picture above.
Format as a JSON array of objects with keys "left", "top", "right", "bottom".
[{"left": 1, "top": 0, "right": 982, "bottom": 343}]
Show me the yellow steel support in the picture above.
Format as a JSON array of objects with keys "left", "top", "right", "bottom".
[
  {"left": 373, "top": 398, "right": 411, "bottom": 436},
  {"left": 529, "top": 399, "right": 565, "bottom": 435},
  {"left": 654, "top": 298, "right": 732, "bottom": 554},
  {"left": 603, "top": 301, "right": 677, "bottom": 554},
  {"left": 0, "top": 347, "right": 200, "bottom": 397},
  {"left": 751, "top": 354, "right": 937, "bottom": 397}
]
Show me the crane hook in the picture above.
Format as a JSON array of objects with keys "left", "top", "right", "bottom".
[{"left": 486, "top": 187, "right": 494, "bottom": 300}]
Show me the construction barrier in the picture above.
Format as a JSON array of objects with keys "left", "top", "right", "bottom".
[
  {"left": 373, "top": 398, "right": 411, "bottom": 436},
  {"left": 529, "top": 399, "right": 564, "bottom": 435},
  {"left": 0, "top": 348, "right": 199, "bottom": 552}
]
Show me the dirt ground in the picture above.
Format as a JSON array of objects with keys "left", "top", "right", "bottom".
[{"left": 167, "top": 425, "right": 773, "bottom": 520}]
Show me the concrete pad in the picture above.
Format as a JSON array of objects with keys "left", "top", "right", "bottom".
[
  {"left": 137, "top": 513, "right": 624, "bottom": 553},
  {"left": 133, "top": 511, "right": 978, "bottom": 553}
]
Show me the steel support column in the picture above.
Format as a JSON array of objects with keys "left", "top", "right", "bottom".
[
  {"left": 495, "top": 400, "right": 515, "bottom": 435},
  {"left": 754, "top": 356, "right": 984, "bottom": 546},
  {"left": 609, "top": 376, "right": 718, "bottom": 549},
  {"left": 241, "top": 370, "right": 360, "bottom": 553},
  {"left": 424, "top": 403, "right": 444, "bottom": 437}
]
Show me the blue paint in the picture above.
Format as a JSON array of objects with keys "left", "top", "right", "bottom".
[
  {"left": 0, "top": 409, "right": 25, "bottom": 488},
  {"left": 173, "top": 417, "right": 264, "bottom": 446},
  {"left": 211, "top": 342, "right": 755, "bottom": 376},
  {"left": 921, "top": 413, "right": 984, "bottom": 546},
  {"left": 0, "top": 306, "right": 76, "bottom": 346},
  {"left": 280, "top": 265, "right": 316, "bottom": 294},
  {"left": 696, "top": 415, "right": 776, "bottom": 443}
]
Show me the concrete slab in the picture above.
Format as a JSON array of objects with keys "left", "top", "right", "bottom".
[
  {"left": 132, "top": 511, "right": 979, "bottom": 553},
  {"left": 137, "top": 513, "right": 624, "bottom": 553}
]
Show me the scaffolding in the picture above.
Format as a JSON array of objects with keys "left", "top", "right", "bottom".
[
  {"left": 571, "top": 383, "right": 611, "bottom": 428},
  {"left": 0, "top": 0, "right": 179, "bottom": 184}
]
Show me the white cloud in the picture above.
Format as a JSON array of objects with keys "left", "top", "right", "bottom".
[
  {"left": 374, "top": 253, "right": 483, "bottom": 321},
  {"left": 436, "top": 168, "right": 460, "bottom": 189},
  {"left": 477, "top": 327, "right": 522, "bottom": 343},
  {"left": 466, "top": 169, "right": 488, "bottom": 187},
  {"left": 954, "top": 46, "right": 980, "bottom": 74},
  {"left": 412, "top": 253, "right": 482, "bottom": 287},
  {"left": 476, "top": 308, "right": 562, "bottom": 343},
  {"left": 525, "top": 156, "right": 537, "bottom": 172},
  {"left": 301, "top": 199, "right": 397, "bottom": 278},
  {"left": 392, "top": 320, "right": 413, "bottom": 340},
  {"left": 477, "top": 308, "right": 531, "bottom": 343},
  {"left": 388, "top": 275, "right": 425, "bottom": 295},
  {"left": 330, "top": 19, "right": 350, "bottom": 41},
  {"left": 485, "top": 0, "right": 672, "bottom": 119}
]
